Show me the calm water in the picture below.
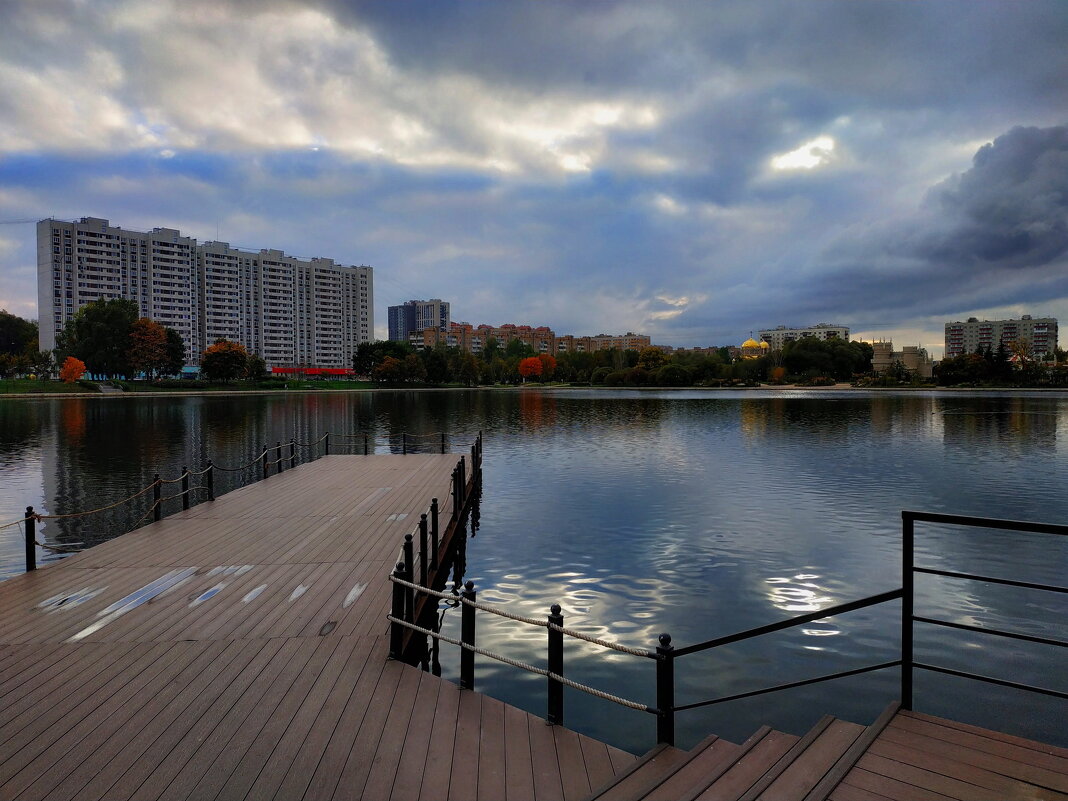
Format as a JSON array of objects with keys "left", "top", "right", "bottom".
[{"left": 1, "top": 389, "right": 1065, "bottom": 753}]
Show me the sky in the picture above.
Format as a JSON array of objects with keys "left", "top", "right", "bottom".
[{"left": 0, "top": 0, "right": 1066, "bottom": 356}]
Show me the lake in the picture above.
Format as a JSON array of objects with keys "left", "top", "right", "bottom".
[{"left": 1, "top": 388, "right": 1065, "bottom": 754}]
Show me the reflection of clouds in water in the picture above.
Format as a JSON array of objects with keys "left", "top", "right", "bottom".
[{"left": 765, "top": 573, "right": 835, "bottom": 616}]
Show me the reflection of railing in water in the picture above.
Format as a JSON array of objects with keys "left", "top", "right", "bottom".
[
  {"left": 7, "top": 430, "right": 484, "bottom": 573},
  {"left": 388, "top": 510, "right": 1068, "bottom": 748}
]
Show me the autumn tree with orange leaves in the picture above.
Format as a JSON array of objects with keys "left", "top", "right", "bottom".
[
  {"left": 537, "top": 353, "right": 556, "bottom": 381},
  {"left": 127, "top": 317, "right": 168, "bottom": 378},
  {"left": 200, "top": 339, "right": 249, "bottom": 382},
  {"left": 60, "top": 356, "right": 86, "bottom": 383},
  {"left": 518, "top": 356, "right": 542, "bottom": 382}
]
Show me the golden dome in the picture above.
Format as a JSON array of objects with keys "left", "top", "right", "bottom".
[{"left": 741, "top": 338, "right": 761, "bottom": 348}]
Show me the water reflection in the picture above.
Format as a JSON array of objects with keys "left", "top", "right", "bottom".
[{"left": 1, "top": 389, "right": 1066, "bottom": 751}]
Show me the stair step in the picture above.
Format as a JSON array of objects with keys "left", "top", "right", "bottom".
[
  {"left": 638, "top": 734, "right": 742, "bottom": 801},
  {"left": 584, "top": 743, "right": 689, "bottom": 801},
  {"left": 753, "top": 719, "right": 866, "bottom": 800},
  {"left": 696, "top": 729, "right": 801, "bottom": 800}
]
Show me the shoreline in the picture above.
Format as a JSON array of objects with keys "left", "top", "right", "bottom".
[{"left": 3, "top": 383, "right": 1068, "bottom": 399}]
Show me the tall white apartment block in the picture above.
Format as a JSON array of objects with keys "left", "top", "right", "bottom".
[
  {"left": 944, "top": 315, "right": 1058, "bottom": 358},
  {"left": 758, "top": 323, "right": 850, "bottom": 350},
  {"left": 38, "top": 217, "right": 373, "bottom": 368},
  {"left": 38, "top": 217, "right": 198, "bottom": 361}
]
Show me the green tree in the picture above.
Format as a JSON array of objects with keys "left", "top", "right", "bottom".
[
  {"left": 200, "top": 339, "right": 249, "bottom": 382},
  {"left": 0, "top": 310, "right": 37, "bottom": 356},
  {"left": 505, "top": 338, "right": 535, "bottom": 359},
  {"left": 247, "top": 354, "right": 268, "bottom": 381},
  {"left": 404, "top": 353, "right": 427, "bottom": 383},
  {"left": 422, "top": 345, "right": 451, "bottom": 384},
  {"left": 57, "top": 298, "right": 138, "bottom": 377},
  {"left": 458, "top": 352, "right": 480, "bottom": 386},
  {"left": 354, "top": 340, "right": 414, "bottom": 375},
  {"left": 161, "top": 327, "right": 186, "bottom": 376},
  {"left": 481, "top": 336, "right": 501, "bottom": 363},
  {"left": 637, "top": 347, "right": 666, "bottom": 371}
]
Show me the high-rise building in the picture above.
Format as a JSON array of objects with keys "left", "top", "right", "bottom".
[
  {"left": 37, "top": 217, "right": 373, "bottom": 368},
  {"left": 387, "top": 299, "right": 450, "bottom": 342},
  {"left": 944, "top": 316, "right": 1058, "bottom": 359},
  {"left": 758, "top": 323, "right": 849, "bottom": 350}
]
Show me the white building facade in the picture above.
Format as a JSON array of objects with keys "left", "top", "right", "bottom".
[
  {"left": 944, "top": 316, "right": 1058, "bottom": 359},
  {"left": 38, "top": 218, "right": 373, "bottom": 368},
  {"left": 758, "top": 323, "right": 850, "bottom": 350}
]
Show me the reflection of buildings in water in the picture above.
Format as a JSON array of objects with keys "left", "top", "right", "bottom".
[
  {"left": 940, "top": 397, "right": 1058, "bottom": 453},
  {"left": 739, "top": 399, "right": 769, "bottom": 439}
]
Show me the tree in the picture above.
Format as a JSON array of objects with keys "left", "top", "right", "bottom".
[
  {"left": 354, "top": 340, "right": 414, "bottom": 375},
  {"left": 537, "top": 353, "right": 557, "bottom": 382},
  {"left": 247, "top": 354, "right": 268, "bottom": 381},
  {"left": 637, "top": 347, "right": 666, "bottom": 371},
  {"left": 458, "top": 352, "right": 480, "bottom": 386},
  {"left": 404, "top": 353, "right": 427, "bottom": 383},
  {"left": 58, "top": 297, "right": 139, "bottom": 378},
  {"left": 127, "top": 318, "right": 168, "bottom": 378},
  {"left": 372, "top": 356, "right": 406, "bottom": 384},
  {"left": 162, "top": 327, "right": 186, "bottom": 376},
  {"left": 200, "top": 339, "right": 249, "bottom": 382},
  {"left": 422, "top": 346, "right": 451, "bottom": 384},
  {"left": 505, "top": 338, "right": 535, "bottom": 359},
  {"left": 0, "top": 310, "right": 37, "bottom": 356},
  {"left": 518, "top": 356, "right": 543, "bottom": 381},
  {"left": 60, "top": 356, "right": 86, "bottom": 383},
  {"left": 481, "top": 336, "right": 501, "bottom": 363}
]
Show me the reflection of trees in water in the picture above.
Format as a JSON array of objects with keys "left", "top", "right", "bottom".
[{"left": 0, "top": 401, "right": 45, "bottom": 460}]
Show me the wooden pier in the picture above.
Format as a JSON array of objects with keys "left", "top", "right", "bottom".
[{"left": 1, "top": 453, "right": 1065, "bottom": 800}]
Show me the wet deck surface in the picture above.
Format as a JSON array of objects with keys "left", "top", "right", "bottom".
[{"left": 0, "top": 455, "right": 634, "bottom": 801}]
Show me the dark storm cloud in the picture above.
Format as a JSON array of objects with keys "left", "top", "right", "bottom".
[{"left": 793, "top": 125, "right": 1068, "bottom": 322}]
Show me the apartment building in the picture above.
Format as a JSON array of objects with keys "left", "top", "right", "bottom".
[
  {"left": 944, "top": 315, "right": 1058, "bottom": 358},
  {"left": 409, "top": 320, "right": 651, "bottom": 356},
  {"left": 38, "top": 218, "right": 373, "bottom": 368},
  {"left": 38, "top": 217, "right": 198, "bottom": 360},
  {"left": 388, "top": 299, "right": 450, "bottom": 342},
  {"left": 758, "top": 323, "right": 849, "bottom": 350}
]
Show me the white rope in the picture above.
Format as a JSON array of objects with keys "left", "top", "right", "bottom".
[
  {"left": 387, "top": 615, "right": 652, "bottom": 712},
  {"left": 389, "top": 575, "right": 656, "bottom": 657}
]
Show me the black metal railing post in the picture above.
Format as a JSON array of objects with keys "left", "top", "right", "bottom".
[
  {"left": 402, "top": 433, "right": 407, "bottom": 455},
  {"left": 403, "top": 534, "right": 415, "bottom": 623},
  {"left": 24, "top": 506, "right": 35, "bottom": 572},
  {"left": 206, "top": 460, "right": 215, "bottom": 501},
  {"left": 656, "top": 633, "right": 675, "bottom": 745},
  {"left": 547, "top": 604, "right": 564, "bottom": 725},
  {"left": 390, "top": 561, "right": 405, "bottom": 659},
  {"left": 419, "top": 514, "right": 429, "bottom": 588},
  {"left": 451, "top": 467, "right": 459, "bottom": 521},
  {"left": 441, "top": 432, "right": 446, "bottom": 454},
  {"left": 460, "top": 580, "right": 476, "bottom": 689},
  {"left": 276, "top": 441, "right": 284, "bottom": 473},
  {"left": 459, "top": 456, "right": 466, "bottom": 507},
  {"left": 902, "top": 512, "right": 915, "bottom": 710},
  {"left": 324, "top": 433, "right": 330, "bottom": 456},
  {"left": 261, "top": 445, "right": 269, "bottom": 480},
  {"left": 153, "top": 474, "right": 162, "bottom": 521},
  {"left": 289, "top": 438, "right": 296, "bottom": 469},
  {"left": 181, "top": 467, "right": 190, "bottom": 510},
  {"left": 430, "top": 498, "right": 440, "bottom": 568}
]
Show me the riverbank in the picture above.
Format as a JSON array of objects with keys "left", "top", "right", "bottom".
[{"left": 5, "top": 382, "right": 1068, "bottom": 399}]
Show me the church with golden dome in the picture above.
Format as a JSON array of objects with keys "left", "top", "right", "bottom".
[{"left": 740, "top": 335, "right": 770, "bottom": 359}]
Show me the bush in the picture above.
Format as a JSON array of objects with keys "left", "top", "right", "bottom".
[
  {"left": 591, "top": 367, "right": 613, "bottom": 385},
  {"left": 603, "top": 370, "right": 627, "bottom": 387},
  {"left": 623, "top": 367, "right": 649, "bottom": 386},
  {"left": 655, "top": 364, "right": 692, "bottom": 387}
]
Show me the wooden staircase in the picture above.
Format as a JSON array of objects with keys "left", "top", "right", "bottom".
[{"left": 583, "top": 703, "right": 899, "bottom": 801}]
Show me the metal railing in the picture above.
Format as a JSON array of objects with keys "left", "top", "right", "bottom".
[
  {"left": 390, "top": 509, "right": 1068, "bottom": 747},
  {"left": 11, "top": 430, "right": 480, "bottom": 572}
]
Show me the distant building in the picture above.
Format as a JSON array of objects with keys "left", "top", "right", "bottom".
[
  {"left": 387, "top": 299, "right": 450, "bottom": 342},
  {"left": 740, "top": 337, "right": 770, "bottom": 359},
  {"left": 759, "top": 323, "right": 849, "bottom": 350},
  {"left": 37, "top": 217, "right": 372, "bottom": 367},
  {"left": 944, "top": 315, "right": 1058, "bottom": 359},
  {"left": 871, "top": 341, "right": 934, "bottom": 378},
  {"left": 408, "top": 321, "right": 650, "bottom": 355}
]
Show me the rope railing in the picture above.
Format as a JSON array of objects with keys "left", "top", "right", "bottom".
[
  {"left": 387, "top": 614, "right": 654, "bottom": 713},
  {"left": 14, "top": 430, "right": 481, "bottom": 575}
]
